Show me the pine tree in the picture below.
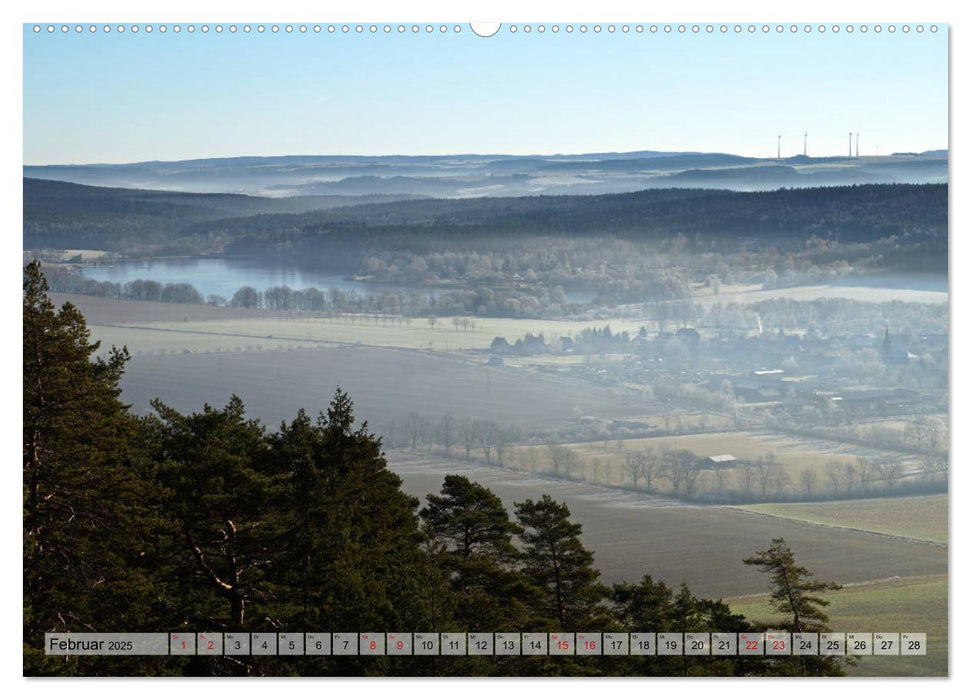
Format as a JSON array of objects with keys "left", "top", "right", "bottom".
[
  {"left": 421, "top": 475, "right": 522, "bottom": 564},
  {"left": 744, "top": 538, "right": 845, "bottom": 676},
  {"left": 268, "top": 390, "right": 437, "bottom": 675},
  {"left": 420, "top": 476, "right": 537, "bottom": 631},
  {"left": 146, "top": 396, "right": 284, "bottom": 634},
  {"left": 23, "top": 261, "right": 165, "bottom": 675},
  {"left": 297, "top": 389, "right": 429, "bottom": 632},
  {"left": 610, "top": 576, "right": 768, "bottom": 677},
  {"left": 743, "top": 538, "right": 841, "bottom": 633},
  {"left": 514, "top": 495, "right": 605, "bottom": 629}
]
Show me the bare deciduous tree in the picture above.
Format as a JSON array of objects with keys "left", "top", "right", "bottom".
[
  {"left": 855, "top": 457, "right": 873, "bottom": 493},
  {"left": 403, "top": 411, "right": 427, "bottom": 450},
  {"left": 771, "top": 463, "right": 791, "bottom": 497},
  {"left": 623, "top": 450, "right": 648, "bottom": 489},
  {"left": 712, "top": 464, "right": 730, "bottom": 496},
  {"left": 476, "top": 420, "right": 496, "bottom": 464},
  {"left": 919, "top": 456, "right": 947, "bottom": 483},
  {"left": 459, "top": 418, "right": 481, "bottom": 459},
  {"left": 877, "top": 460, "right": 903, "bottom": 490},
  {"left": 741, "top": 463, "right": 756, "bottom": 498},
  {"left": 824, "top": 461, "right": 843, "bottom": 497},
  {"left": 663, "top": 448, "right": 697, "bottom": 497},
  {"left": 591, "top": 457, "right": 603, "bottom": 485},
  {"left": 843, "top": 462, "right": 858, "bottom": 495},
  {"left": 756, "top": 458, "right": 771, "bottom": 499},
  {"left": 800, "top": 468, "right": 818, "bottom": 498},
  {"left": 439, "top": 412, "right": 456, "bottom": 454},
  {"left": 493, "top": 423, "right": 518, "bottom": 467},
  {"left": 547, "top": 444, "right": 574, "bottom": 476}
]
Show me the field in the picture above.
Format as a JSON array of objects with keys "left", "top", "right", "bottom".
[
  {"left": 117, "top": 346, "right": 657, "bottom": 435},
  {"left": 60, "top": 291, "right": 947, "bottom": 360},
  {"left": 736, "top": 495, "right": 948, "bottom": 544},
  {"left": 88, "top": 325, "right": 334, "bottom": 355},
  {"left": 392, "top": 452, "right": 947, "bottom": 677},
  {"left": 507, "top": 431, "right": 924, "bottom": 495},
  {"left": 50, "top": 293, "right": 266, "bottom": 324},
  {"left": 93, "top": 315, "right": 664, "bottom": 353},
  {"left": 691, "top": 283, "right": 947, "bottom": 306},
  {"left": 388, "top": 452, "right": 947, "bottom": 599},
  {"left": 619, "top": 411, "right": 736, "bottom": 432},
  {"left": 726, "top": 574, "right": 947, "bottom": 676},
  {"left": 58, "top": 293, "right": 657, "bottom": 354}
]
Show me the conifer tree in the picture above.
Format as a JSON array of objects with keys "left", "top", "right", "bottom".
[
  {"left": 743, "top": 538, "right": 841, "bottom": 633},
  {"left": 420, "top": 476, "right": 537, "bottom": 631},
  {"left": 422, "top": 475, "right": 522, "bottom": 564},
  {"left": 146, "top": 396, "right": 283, "bottom": 633},
  {"left": 514, "top": 495, "right": 605, "bottom": 629},
  {"left": 744, "top": 538, "right": 845, "bottom": 676},
  {"left": 23, "top": 261, "right": 164, "bottom": 674}
]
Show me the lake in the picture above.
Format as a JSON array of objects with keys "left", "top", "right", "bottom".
[
  {"left": 80, "top": 258, "right": 433, "bottom": 300},
  {"left": 80, "top": 259, "right": 939, "bottom": 306},
  {"left": 80, "top": 257, "right": 597, "bottom": 303}
]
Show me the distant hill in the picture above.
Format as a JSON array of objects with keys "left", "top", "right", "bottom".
[
  {"left": 207, "top": 182, "right": 949, "bottom": 274},
  {"left": 24, "top": 150, "right": 947, "bottom": 198},
  {"left": 22, "top": 178, "right": 425, "bottom": 251},
  {"left": 25, "top": 177, "right": 946, "bottom": 277}
]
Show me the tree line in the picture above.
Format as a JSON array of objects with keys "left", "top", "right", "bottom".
[
  {"left": 388, "top": 407, "right": 946, "bottom": 505},
  {"left": 24, "top": 261, "right": 846, "bottom": 676}
]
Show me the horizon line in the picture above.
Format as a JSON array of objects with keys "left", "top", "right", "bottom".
[{"left": 22, "top": 147, "right": 950, "bottom": 168}]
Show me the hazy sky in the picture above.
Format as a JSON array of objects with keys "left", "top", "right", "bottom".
[{"left": 23, "top": 23, "right": 948, "bottom": 164}]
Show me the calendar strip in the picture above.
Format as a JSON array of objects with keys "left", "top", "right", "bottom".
[{"left": 44, "top": 632, "right": 927, "bottom": 656}]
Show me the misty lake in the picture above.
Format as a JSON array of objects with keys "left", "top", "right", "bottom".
[
  {"left": 79, "top": 258, "right": 599, "bottom": 303},
  {"left": 80, "top": 258, "right": 436, "bottom": 300},
  {"left": 78, "top": 258, "right": 945, "bottom": 306}
]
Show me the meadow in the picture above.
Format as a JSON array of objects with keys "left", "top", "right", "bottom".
[
  {"left": 692, "top": 282, "right": 947, "bottom": 307},
  {"left": 726, "top": 574, "right": 947, "bottom": 677},
  {"left": 117, "top": 346, "right": 656, "bottom": 435},
  {"left": 735, "top": 495, "right": 947, "bottom": 544},
  {"left": 92, "top": 314, "right": 656, "bottom": 353}
]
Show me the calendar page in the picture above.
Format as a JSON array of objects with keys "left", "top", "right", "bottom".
[{"left": 20, "top": 0, "right": 949, "bottom": 681}]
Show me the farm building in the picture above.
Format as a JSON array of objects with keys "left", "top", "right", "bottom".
[{"left": 700, "top": 454, "right": 737, "bottom": 469}]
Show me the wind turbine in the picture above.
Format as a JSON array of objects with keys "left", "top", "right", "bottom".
[
  {"left": 803, "top": 132, "right": 807, "bottom": 157},
  {"left": 777, "top": 133, "right": 782, "bottom": 160}
]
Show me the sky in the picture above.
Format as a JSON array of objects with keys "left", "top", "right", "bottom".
[{"left": 23, "top": 23, "right": 947, "bottom": 164}]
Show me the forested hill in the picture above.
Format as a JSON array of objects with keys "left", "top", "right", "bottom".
[
  {"left": 211, "top": 183, "right": 946, "bottom": 242},
  {"left": 22, "top": 177, "right": 425, "bottom": 251},
  {"left": 25, "top": 178, "right": 946, "bottom": 274}
]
